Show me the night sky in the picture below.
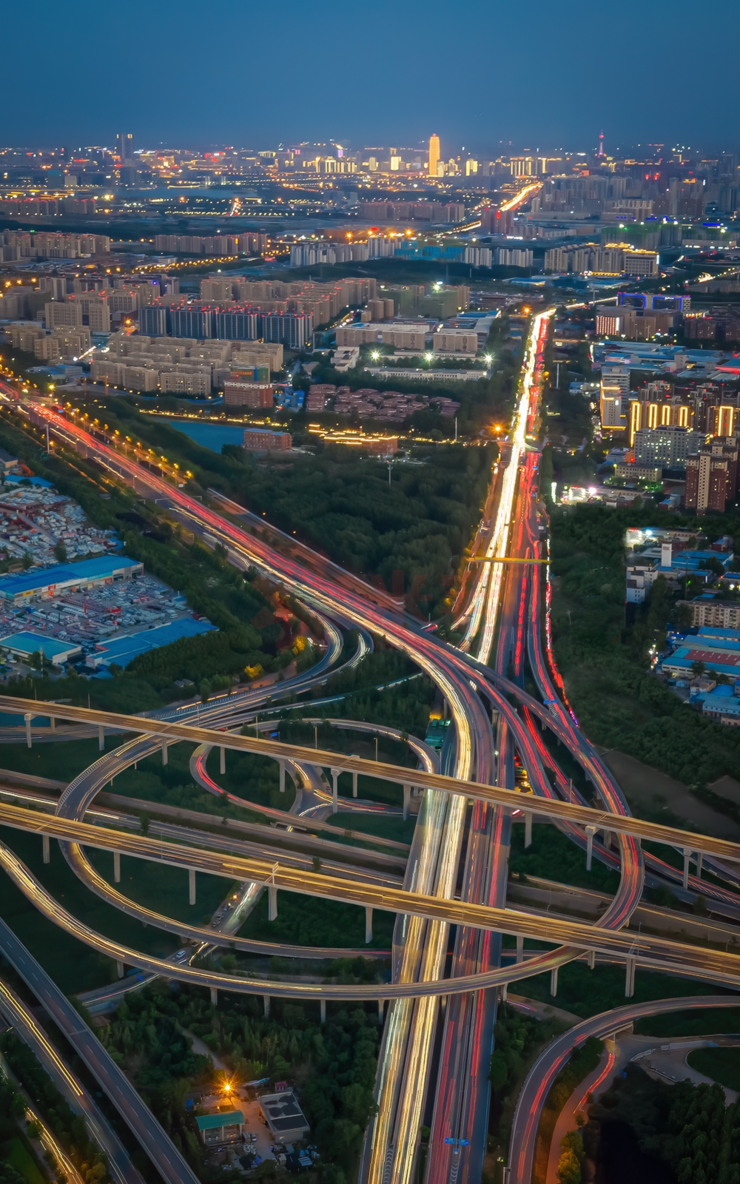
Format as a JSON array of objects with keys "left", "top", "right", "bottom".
[{"left": 6, "top": 0, "right": 740, "bottom": 151}]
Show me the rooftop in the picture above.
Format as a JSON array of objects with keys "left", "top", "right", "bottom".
[
  {"left": 0, "top": 631, "right": 81, "bottom": 659},
  {"left": 0, "top": 555, "right": 141, "bottom": 599},
  {"left": 195, "top": 1111, "right": 245, "bottom": 1132}
]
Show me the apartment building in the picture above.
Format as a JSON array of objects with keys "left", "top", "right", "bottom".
[
  {"left": 335, "top": 323, "right": 427, "bottom": 351},
  {"left": 432, "top": 330, "right": 478, "bottom": 355},
  {"left": 685, "top": 438, "right": 740, "bottom": 512}
]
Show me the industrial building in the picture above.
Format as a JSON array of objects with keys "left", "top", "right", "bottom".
[
  {"left": 0, "top": 556, "right": 143, "bottom": 605},
  {"left": 0, "top": 631, "right": 81, "bottom": 666}
]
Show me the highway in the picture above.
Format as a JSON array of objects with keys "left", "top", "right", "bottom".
[
  {"left": 2, "top": 366, "right": 740, "bottom": 1184},
  {"left": 0, "top": 976, "right": 145, "bottom": 1184},
  {"left": 0, "top": 693, "right": 736, "bottom": 864},
  {"left": 509, "top": 994, "right": 740, "bottom": 1184},
  {"left": 0, "top": 916, "right": 201, "bottom": 1184}
]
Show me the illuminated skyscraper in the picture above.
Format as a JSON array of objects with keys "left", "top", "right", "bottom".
[
  {"left": 116, "top": 133, "right": 134, "bottom": 164},
  {"left": 428, "top": 134, "right": 440, "bottom": 177}
]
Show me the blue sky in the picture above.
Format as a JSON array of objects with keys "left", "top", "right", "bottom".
[{"left": 5, "top": 0, "right": 740, "bottom": 151}]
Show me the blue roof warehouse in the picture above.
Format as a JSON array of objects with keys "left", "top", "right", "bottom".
[{"left": 0, "top": 556, "right": 143, "bottom": 605}]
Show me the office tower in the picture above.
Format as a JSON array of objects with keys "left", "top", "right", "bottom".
[
  {"left": 116, "top": 133, "right": 134, "bottom": 163},
  {"left": 428, "top": 134, "right": 440, "bottom": 178}
]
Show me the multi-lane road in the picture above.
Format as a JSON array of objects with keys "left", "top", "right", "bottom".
[{"left": 1, "top": 315, "right": 739, "bottom": 1184}]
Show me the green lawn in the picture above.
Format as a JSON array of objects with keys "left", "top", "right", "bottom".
[
  {"left": 324, "top": 812, "right": 415, "bottom": 845},
  {"left": 687, "top": 1046, "right": 740, "bottom": 1091},
  {"left": 520, "top": 961, "right": 735, "bottom": 1018},
  {"left": 0, "top": 826, "right": 233, "bottom": 993},
  {"left": 2, "top": 1136, "right": 47, "bottom": 1184},
  {"left": 237, "top": 889, "right": 396, "bottom": 950}
]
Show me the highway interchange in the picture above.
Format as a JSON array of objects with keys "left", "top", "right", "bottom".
[{"left": 0, "top": 311, "right": 739, "bottom": 1184}]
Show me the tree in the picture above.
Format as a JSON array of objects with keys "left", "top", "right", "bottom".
[
  {"left": 54, "top": 540, "right": 67, "bottom": 563},
  {"left": 22, "top": 551, "right": 32, "bottom": 570},
  {"left": 691, "top": 660, "right": 706, "bottom": 677}
]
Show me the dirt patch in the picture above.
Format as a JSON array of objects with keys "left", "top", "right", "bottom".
[
  {"left": 708, "top": 774, "right": 740, "bottom": 808},
  {"left": 598, "top": 749, "right": 740, "bottom": 840}
]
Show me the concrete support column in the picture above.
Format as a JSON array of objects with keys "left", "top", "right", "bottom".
[
  {"left": 352, "top": 771, "right": 358, "bottom": 799},
  {"left": 588, "top": 949, "right": 596, "bottom": 970},
  {"left": 331, "top": 767, "right": 340, "bottom": 814},
  {"left": 50, "top": 715, "right": 55, "bottom": 733},
  {"left": 516, "top": 935, "right": 524, "bottom": 964},
  {"left": 585, "top": 825, "right": 597, "bottom": 872},
  {"left": 210, "top": 986, "right": 217, "bottom": 1006},
  {"left": 279, "top": 761, "right": 286, "bottom": 794},
  {"left": 696, "top": 852, "right": 703, "bottom": 879},
  {"left": 268, "top": 886, "right": 278, "bottom": 921},
  {"left": 113, "top": 851, "right": 121, "bottom": 883},
  {"left": 683, "top": 847, "right": 693, "bottom": 890},
  {"left": 550, "top": 967, "right": 558, "bottom": 997},
  {"left": 403, "top": 785, "right": 411, "bottom": 821},
  {"left": 625, "top": 957, "right": 636, "bottom": 998},
  {"left": 161, "top": 739, "right": 168, "bottom": 766},
  {"left": 24, "top": 713, "right": 33, "bottom": 749},
  {"left": 220, "top": 746, "right": 226, "bottom": 776},
  {"left": 116, "top": 961, "right": 124, "bottom": 979},
  {"left": 365, "top": 906, "right": 373, "bottom": 945},
  {"left": 320, "top": 999, "right": 326, "bottom": 1023},
  {"left": 42, "top": 834, "right": 50, "bottom": 864},
  {"left": 189, "top": 868, "right": 196, "bottom": 906},
  {"left": 524, "top": 810, "right": 533, "bottom": 848},
  {"left": 263, "top": 995, "right": 270, "bottom": 1017},
  {"left": 501, "top": 983, "right": 508, "bottom": 1002},
  {"left": 378, "top": 999, "right": 385, "bottom": 1021},
  {"left": 98, "top": 725, "right": 105, "bottom": 752}
]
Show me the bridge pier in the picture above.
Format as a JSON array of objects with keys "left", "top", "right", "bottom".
[
  {"left": 403, "top": 785, "right": 411, "bottom": 821},
  {"left": 161, "top": 739, "right": 168, "bottom": 766},
  {"left": 320, "top": 999, "right": 326, "bottom": 1023},
  {"left": 352, "top": 770, "right": 358, "bottom": 798},
  {"left": 683, "top": 847, "right": 692, "bottom": 890},
  {"left": 501, "top": 983, "right": 508, "bottom": 1002},
  {"left": 268, "top": 886, "right": 278, "bottom": 921},
  {"left": 585, "top": 825, "right": 597, "bottom": 871},
  {"left": 50, "top": 715, "right": 55, "bottom": 733},
  {"left": 113, "top": 851, "right": 121, "bottom": 883},
  {"left": 331, "top": 767, "right": 340, "bottom": 814},
  {"left": 588, "top": 949, "right": 596, "bottom": 970},
  {"left": 210, "top": 986, "right": 217, "bottom": 1006},
  {"left": 220, "top": 746, "right": 226, "bottom": 776},
  {"left": 524, "top": 810, "right": 533, "bottom": 848},
  {"left": 116, "top": 961, "right": 124, "bottom": 979},
  {"left": 365, "top": 906, "right": 373, "bottom": 945},
  {"left": 516, "top": 935, "right": 524, "bottom": 963},
  {"left": 625, "top": 957, "right": 636, "bottom": 998},
  {"left": 24, "top": 713, "right": 33, "bottom": 749},
  {"left": 98, "top": 725, "right": 105, "bottom": 752},
  {"left": 696, "top": 852, "right": 703, "bottom": 879},
  {"left": 263, "top": 995, "right": 270, "bottom": 1017},
  {"left": 189, "top": 868, "right": 196, "bottom": 906},
  {"left": 42, "top": 834, "right": 50, "bottom": 864},
  {"left": 549, "top": 967, "right": 558, "bottom": 997},
  {"left": 279, "top": 760, "right": 286, "bottom": 794},
  {"left": 378, "top": 999, "right": 384, "bottom": 1021}
]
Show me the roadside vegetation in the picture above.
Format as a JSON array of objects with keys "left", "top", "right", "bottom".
[
  {"left": 97, "top": 983, "right": 380, "bottom": 1184},
  {"left": 548, "top": 503, "right": 740, "bottom": 793}
]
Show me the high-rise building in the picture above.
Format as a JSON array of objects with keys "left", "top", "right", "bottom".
[
  {"left": 116, "top": 133, "right": 134, "bottom": 164},
  {"left": 685, "top": 438, "right": 740, "bottom": 512},
  {"left": 428, "top": 134, "right": 440, "bottom": 178},
  {"left": 633, "top": 426, "right": 699, "bottom": 470}
]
